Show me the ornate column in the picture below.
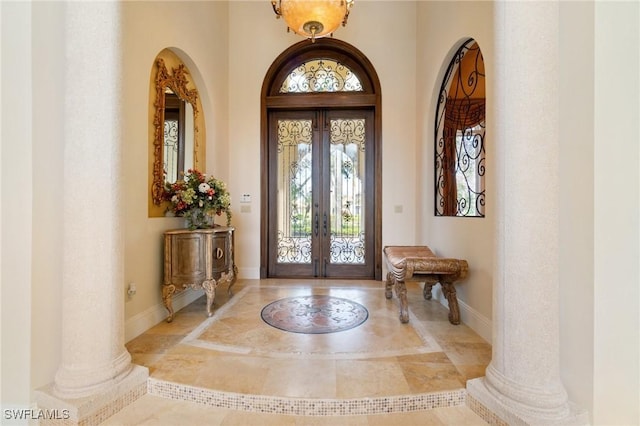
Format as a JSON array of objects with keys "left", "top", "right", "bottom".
[
  {"left": 35, "top": 2, "right": 147, "bottom": 423},
  {"left": 467, "top": 1, "right": 585, "bottom": 424}
]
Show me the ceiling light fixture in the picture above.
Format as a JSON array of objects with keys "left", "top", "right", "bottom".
[{"left": 271, "top": 0, "right": 354, "bottom": 43}]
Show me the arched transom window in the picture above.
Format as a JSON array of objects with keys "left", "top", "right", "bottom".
[{"left": 280, "top": 59, "right": 363, "bottom": 93}]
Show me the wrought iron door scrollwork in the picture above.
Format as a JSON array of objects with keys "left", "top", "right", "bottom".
[{"left": 434, "top": 39, "right": 486, "bottom": 217}]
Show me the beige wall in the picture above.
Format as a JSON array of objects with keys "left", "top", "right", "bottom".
[
  {"left": 30, "top": 0, "right": 66, "bottom": 398},
  {"left": 120, "top": 1, "right": 229, "bottom": 337},
  {"left": 559, "top": 0, "right": 595, "bottom": 418},
  {"left": 2, "top": 0, "right": 38, "bottom": 406},
  {"left": 592, "top": 2, "right": 639, "bottom": 423},
  {"left": 1, "top": 0, "right": 67, "bottom": 402}
]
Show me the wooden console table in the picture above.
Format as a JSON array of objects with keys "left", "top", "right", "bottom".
[
  {"left": 162, "top": 227, "right": 236, "bottom": 322},
  {"left": 383, "top": 245, "right": 468, "bottom": 325}
]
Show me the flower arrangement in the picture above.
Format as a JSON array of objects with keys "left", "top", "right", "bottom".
[{"left": 164, "top": 169, "right": 232, "bottom": 229}]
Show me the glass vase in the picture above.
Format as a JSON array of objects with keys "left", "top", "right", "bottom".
[{"left": 185, "top": 208, "right": 215, "bottom": 230}]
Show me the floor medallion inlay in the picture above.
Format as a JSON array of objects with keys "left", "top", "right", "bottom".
[{"left": 261, "top": 295, "right": 369, "bottom": 334}]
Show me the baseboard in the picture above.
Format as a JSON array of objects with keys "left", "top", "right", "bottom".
[
  {"left": 125, "top": 290, "right": 204, "bottom": 342},
  {"left": 237, "top": 266, "right": 260, "bottom": 279},
  {"left": 432, "top": 287, "right": 492, "bottom": 343}
]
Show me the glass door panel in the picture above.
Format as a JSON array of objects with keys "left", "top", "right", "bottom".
[
  {"left": 329, "top": 118, "right": 366, "bottom": 264},
  {"left": 276, "top": 118, "right": 313, "bottom": 265},
  {"left": 268, "top": 110, "right": 374, "bottom": 278}
]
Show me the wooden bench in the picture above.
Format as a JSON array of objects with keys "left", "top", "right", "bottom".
[{"left": 383, "top": 246, "right": 468, "bottom": 324}]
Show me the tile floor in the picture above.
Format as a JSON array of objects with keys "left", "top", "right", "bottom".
[{"left": 107, "top": 279, "right": 491, "bottom": 425}]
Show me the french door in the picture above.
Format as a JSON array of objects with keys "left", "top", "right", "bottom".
[{"left": 267, "top": 109, "right": 375, "bottom": 278}]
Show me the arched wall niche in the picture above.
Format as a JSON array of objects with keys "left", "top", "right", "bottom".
[
  {"left": 434, "top": 38, "right": 486, "bottom": 218},
  {"left": 148, "top": 48, "right": 207, "bottom": 217}
]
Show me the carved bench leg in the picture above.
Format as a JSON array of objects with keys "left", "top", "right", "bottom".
[
  {"left": 162, "top": 284, "right": 176, "bottom": 323},
  {"left": 202, "top": 279, "right": 218, "bottom": 317},
  {"left": 441, "top": 281, "right": 460, "bottom": 325},
  {"left": 385, "top": 272, "right": 394, "bottom": 299},
  {"left": 423, "top": 281, "right": 435, "bottom": 300},
  {"left": 394, "top": 279, "right": 409, "bottom": 323}
]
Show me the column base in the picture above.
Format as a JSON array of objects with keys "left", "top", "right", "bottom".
[
  {"left": 467, "top": 377, "right": 589, "bottom": 425},
  {"left": 34, "top": 364, "right": 148, "bottom": 426}
]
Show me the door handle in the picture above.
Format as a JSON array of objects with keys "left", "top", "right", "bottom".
[
  {"left": 323, "top": 213, "right": 327, "bottom": 236},
  {"left": 314, "top": 212, "right": 319, "bottom": 236}
]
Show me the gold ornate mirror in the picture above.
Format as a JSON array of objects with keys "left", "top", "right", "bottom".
[{"left": 149, "top": 49, "right": 205, "bottom": 216}]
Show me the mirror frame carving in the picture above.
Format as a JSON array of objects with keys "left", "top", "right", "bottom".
[{"left": 151, "top": 57, "right": 201, "bottom": 206}]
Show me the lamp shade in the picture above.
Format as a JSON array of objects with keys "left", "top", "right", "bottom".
[{"left": 275, "top": 0, "right": 353, "bottom": 40}]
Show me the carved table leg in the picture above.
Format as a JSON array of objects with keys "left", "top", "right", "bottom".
[
  {"left": 227, "top": 265, "right": 238, "bottom": 295},
  {"left": 394, "top": 279, "right": 409, "bottom": 323},
  {"left": 202, "top": 279, "right": 218, "bottom": 317},
  {"left": 385, "top": 272, "right": 394, "bottom": 299},
  {"left": 162, "top": 284, "right": 176, "bottom": 323},
  {"left": 441, "top": 281, "right": 461, "bottom": 325}
]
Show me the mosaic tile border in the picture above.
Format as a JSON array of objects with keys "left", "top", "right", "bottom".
[
  {"left": 466, "top": 393, "right": 509, "bottom": 426},
  {"left": 148, "top": 377, "right": 466, "bottom": 416},
  {"left": 36, "top": 365, "right": 148, "bottom": 426},
  {"left": 77, "top": 382, "right": 147, "bottom": 426},
  {"left": 36, "top": 382, "right": 147, "bottom": 426},
  {"left": 465, "top": 390, "right": 589, "bottom": 425}
]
